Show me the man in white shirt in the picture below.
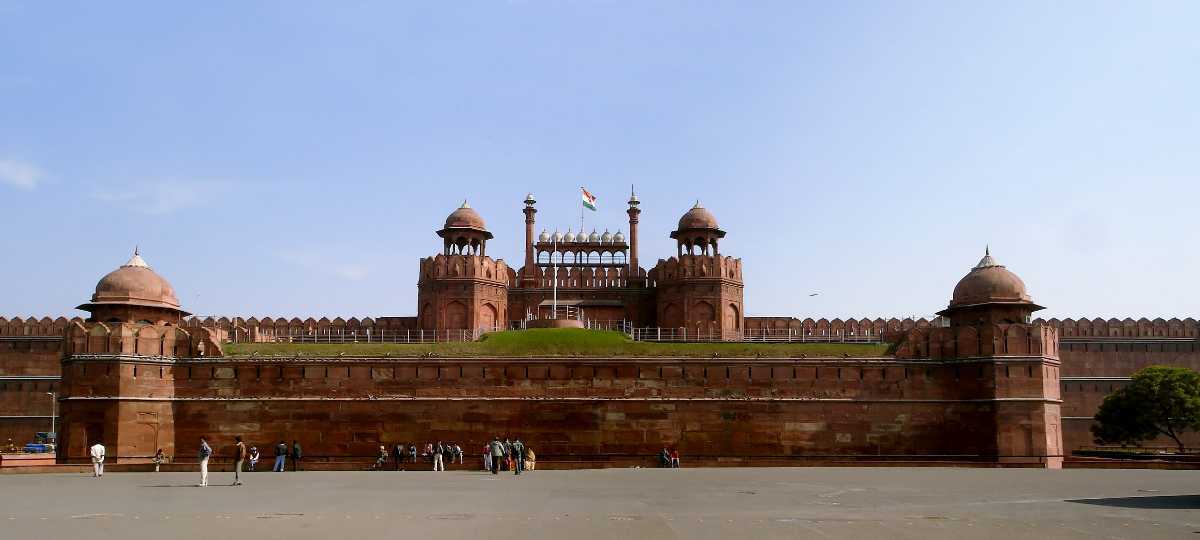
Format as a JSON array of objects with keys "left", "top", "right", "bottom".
[{"left": 89, "top": 441, "right": 106, "bottom": 478}]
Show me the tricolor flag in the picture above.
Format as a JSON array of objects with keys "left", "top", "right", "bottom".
[{"left": 581, "top": 187, "right": 597, "bottom": 211}]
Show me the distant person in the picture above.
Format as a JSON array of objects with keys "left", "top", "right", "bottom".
[
  {"left": 248, "top": 446, "right": 260, "bottom": 471},
  {"left": 89, "top": 440, "right": 105, "bottom": 478},
  {"left": 152, "top": 448, "right": 166, "bottom": 472},
  {"left": 503, "top": 439, "right": 513, "bottom": 471},
  {"left": 489, "top": 437, "right": 505, "bottom": 475},
  {"left": 670, "top": 448, "right": 680, "bottom": 468},
  {"left": 290, "top": 440, "right": 302, "bottom": 471},
  {"left": 198, "top": 437, "right": 212, "bottom": 487},
  {"left": 374, "top": 445, "right": 388, "bottom": 471},
  {"left": 525, "top": 446, "right": 536, "bottom": 471},
  {"left": 659, "top": 447, "right": 671, "bottom": 468},
  {"left": 512, "top": 439, "right": 525, "bottom": 475},
  {"left": 273, "top": 440, "right": 288, "bottom": 472},
  {"left": 482, "top": 443, "right": 492, "bottom": 472},
  {"left": 409, "top": 444, "right": 417, "bottom": 464},
  {"left": 433, "top": 441, "right": 445, "bottom": 471},
  {"left": 392, "top": 443, "right": 405, "bottom": 471},
  {"left": 232, "top": 435, "right": 247, "bottom": 486},
  {"left": 454, "top": 443, "right": 464, "bottom": 464}
]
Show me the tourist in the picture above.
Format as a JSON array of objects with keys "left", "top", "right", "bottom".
[
  {"left": 670, "top": 448, "right": 680, "bottom": 468},
  {"left": 248, "top": 446, "right": 260, "bottom": 471},
  {"left": 290, "top": 440, "right": 302, "bottom": 471},
  {"left": 232, "top": 435, "right": 246, "bottom": 486},
  {"left": 659, "top": 447, "right": 671, "bottom": 468},
  {"left": 408, "top": 443, "right": 417, "bottom": 464},
  {"left": 453, "top": 442, "right": 464, "bottom": 464},
  {"left": 89, "top": 440, "right": 105, "bottom": 478},
  {"left": 433, "top": 441, "right": 445, "bottom": 471},
  {"left": 503, "top": 439, "right": 513, "bottom": 471},
  {"left": 273, "top": 440, "right": 287, "bottom": 472},
  {"left": 392, "top": 443, "right": 405, "bottom": 471},
  {"left": 482, "top": 442, "right": 492, "bottom": 471},
  {"left": 512, "top": 438, "right": 525, "bottom": 475},
  {"left": 525, "top": 446, "right": 536, "bottom": 471},
  {"left": 374, "top": 445, "right": 388, "bottom": 470},
  {"left": 198, "top": 437, "right": 212, "bottom": 487},
  {"left": 152, "top": 448, "right": 166, "bottom": 472},
  {"left": 489, "top": 437, "right": 504, "bottom": 474}
]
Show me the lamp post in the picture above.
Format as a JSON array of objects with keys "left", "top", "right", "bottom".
[{"left": 46, "top": 392, "right": 56, "bottom": 441}]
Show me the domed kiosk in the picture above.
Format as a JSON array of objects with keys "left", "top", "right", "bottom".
[
  {"left": 76, "top": 248, "right": 189, "bottom": 325},
  {"left": 937, "top": 248, "right": 1044, "bottom": 326}
]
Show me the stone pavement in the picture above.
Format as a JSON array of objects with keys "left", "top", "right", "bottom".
[{"left": 0, "top": 467, "right": 1197, "bottom": 539}]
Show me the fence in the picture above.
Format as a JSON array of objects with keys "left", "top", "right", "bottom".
[
  {"left": 628, "top": 328, "right": 885, "bottom": 343},
  {"left": 267, "top": 327, "right": 503, "bottom": 344}
]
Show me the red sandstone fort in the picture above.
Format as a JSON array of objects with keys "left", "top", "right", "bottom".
[{"left": 2, "top": 194, "right": 1198, "bottom": 468}]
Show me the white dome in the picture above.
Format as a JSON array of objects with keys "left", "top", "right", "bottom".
[
  {"left": 552, "top": 230, "right": 563, "bottom": 242},
  {"left": 538, "top": 230, "right": 550, "bottom": 242},
  {"left": 600, "top": 229, "right": 613, "bottom": 243},
  {"left": 564, "top": 229, "right": 577, "bottom": 242},
  {"left": 613, "top": 230, "right": 625, "bottom": 243},
  {"left": 588, "top": 230, "right": 601, "bottom": 242}
]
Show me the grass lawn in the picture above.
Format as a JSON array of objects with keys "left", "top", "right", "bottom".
[{"left": 223, "top": 328, "right": 891, "bottom": 358}]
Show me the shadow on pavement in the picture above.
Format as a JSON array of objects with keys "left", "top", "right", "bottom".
[{"left": 1066, "top": 495, "right": 1200, "bottom": 509}]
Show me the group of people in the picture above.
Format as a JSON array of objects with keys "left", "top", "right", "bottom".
[
  {"left": 658, "top": 447, "right": 682, "bottom": 468},
  {"left": 85, "top": 436, "right": 544, "bottom": 483},
  {"left": 484, "top": 437, "right": 533, "bottom": 474},
  {"left": 373, "top": 441, "right": 465, "bottom": 471}
]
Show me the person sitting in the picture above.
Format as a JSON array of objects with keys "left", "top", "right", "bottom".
[
  {"left": 373, "top": 445, "right": 388, "bottom": 470},
  {"left": 670, "top": 448, "right": 680, "bottom": 468},
  {"left": 659, "top": 447, "right": 671, "bottom": 468},
  {"left": 525, "top": 447, "right": 536, "bottom": 471},
  {"left": 152, "top": 448, "right": 167, "bottom": 472}
]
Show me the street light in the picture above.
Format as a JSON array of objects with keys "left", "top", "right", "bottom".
[{"left": 46, "top": 392, "right": 56, "bottom": 442}]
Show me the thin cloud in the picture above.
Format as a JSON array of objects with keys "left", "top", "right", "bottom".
[
  {"left": 277, "top": 250, "right": 373, "bottom": 282},
  {"left": 92, "top": 179, "right": 229, "bottom": 215},
  {"left": 0, "top": 158, "right": 43, "bottom": 190}
]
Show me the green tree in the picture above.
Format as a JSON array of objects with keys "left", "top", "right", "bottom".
[{"left": 1092, "top": 366, "right": 1200, "bottom": 453}]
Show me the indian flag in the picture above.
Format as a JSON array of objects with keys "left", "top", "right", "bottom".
[{"left": 581, "top": 187, "right": 597, "bottom": 211}]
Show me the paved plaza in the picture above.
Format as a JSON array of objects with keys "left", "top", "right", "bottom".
[{"left": 0, "top": 467, "right": 1197, "bottom": 539}]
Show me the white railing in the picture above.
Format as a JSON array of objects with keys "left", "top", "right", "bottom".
[
  {"left": 266, "top": 326, "right": 504, "bottom": 344},
  {"left": 628, "top": 327, "right": 885, "bottom": 343}
]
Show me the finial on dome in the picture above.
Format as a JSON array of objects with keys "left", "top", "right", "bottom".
[
  {"left": 124, "top": 247, "right": 149, "bottom": 268},
  {"left": 974, "top": 246, "right": 1000, "bottom": 269},
  {"left": 460, "top": 200, "right": 470, "bottom": 209},
  {"left": 693, "top": 200, "right": 703, "bottom": 208}
]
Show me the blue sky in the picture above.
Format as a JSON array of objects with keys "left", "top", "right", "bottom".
[{"left": 1, "top": 1, "right": 1197, "bottom": 320}]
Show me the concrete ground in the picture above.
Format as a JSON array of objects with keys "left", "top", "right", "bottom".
[{"left": 0, "top": 467, "right": 1197, "bottom": 539}]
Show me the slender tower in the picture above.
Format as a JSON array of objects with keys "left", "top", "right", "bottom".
[
  {"left": 522, "top": 193, "right": 537, "bottom": 287},
  {"left": 626, "top": 188, "right": 641, "bottom": 285}
]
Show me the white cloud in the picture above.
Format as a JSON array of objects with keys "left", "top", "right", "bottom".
[
  {"left": 92, "top": 179, "right": 228, "bottom": 215},
  {"left": 0, "top": 158, "right": 43, "bottom": 190}
]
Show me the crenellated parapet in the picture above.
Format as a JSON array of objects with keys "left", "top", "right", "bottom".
[
  {"left": 649, "top": 255, "right": 742, "bottom": 283},
  {"left": 1035, "top": 317, "right": 1200, "bottom": 338},
  {"left": 418, "top": 253, "right": 510, "bottom": 285},
  {"left": 892, "top": 323, "right": 1059, "bottom": 360},
  {"left": 510, "top": 264, "right": 650, "bottom": 289},
  {"left": 0, "top": 316, "right": 85, "bottom": 336},
  {"left": 65, "top": 320, "right": 222, "bottom": 358}
]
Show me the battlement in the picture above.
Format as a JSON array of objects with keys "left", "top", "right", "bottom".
[
  {"left": 418, "top": 254, "right": 511, "bottom": 285},
  {"left": 649, "top": 255, "right": 743, "bottom": 283},
  {"left": 1034, "top": 317, "right": 1199, "bottom": 338},
  {"left": 64, "top": 321, "right": 222, "bottom": 358},
  {"left": 893, "top": 323, "right": 1059, "bottom": 360},
  {"left": 512, "top": 264, "right": 650, "bottom": 289}
]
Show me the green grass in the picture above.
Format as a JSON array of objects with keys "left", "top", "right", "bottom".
[{"left": 223, "top": 328, "right": 891, "bottom": 358}]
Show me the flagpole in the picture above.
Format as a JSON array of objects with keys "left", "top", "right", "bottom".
[
  {"left": 580, "top": 187, "right": 585, "bottom": 233},
  {"left": 552, "top": 235, "right": 558, "bottom": 319}
]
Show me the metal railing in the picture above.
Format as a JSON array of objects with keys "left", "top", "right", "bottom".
[
  {"left": 268, "top": 327, "right": 504, "bottom": 344},
  {"left": 629, "top": 328, "right": 884, "bottom": 343}
]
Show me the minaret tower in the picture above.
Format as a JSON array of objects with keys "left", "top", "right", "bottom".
[
  {"left": 626, "top": 188, "right": 642, "bottom": 285},
  {"left": 521, "top": 193, "right": 538, "bottom": 287}
]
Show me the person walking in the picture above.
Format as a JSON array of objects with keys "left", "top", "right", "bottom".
[
  {"left": 152, "top": 448, "right": 166, "bottom": 472},
  {"left": 290, "top": 440, "right": 302, "bottom": 471},
  {"left": 482, "top": 443, "right": 492, "bottom": 472},
  {"left": 373, "top": 445, "right": 388, "bottom": 471},
  {"left": 89, "top": 440, "right": 105, "bottom": 478},
  {"left": 273, "top": 440, "right": 287, "bottom": 472},
  {"left": 198, "top": 437, "right": 212, "bottom": 487},
  {"left": 489, "top": 437, "right": 504, "bottom": 475},
  {"left": 408, "top": 444, "right": 417, "bottom": 464},
  {"left": 525, "top": 446, "right": 536, "bottom": 471},
  {"left": 248, "top": 446, "right": 260, "bottom": 471},
  {"left": 392, "top": 443, "right": 405, "bottom": 471},
  {"left": 232, "top": 436, "right": 247, "bottom": 486},
  {"left": 512, "top": 439, "right": 525, "bottom": 475},
  {"left": 670, "top": 448, "right": 680, "bottom": 468},
  {"left": 503, "top": 439, "right": 513, "bottom": 471},
  {"left": 433, "top": 441, "right": 445, "bottom": 471},
  {"left": 454, "top": 443, "right": 464, "bottom": 464}
]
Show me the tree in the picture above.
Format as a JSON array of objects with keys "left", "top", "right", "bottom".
[{"left": 1092, "top": 366, "right": 1200, "bottom": 453}]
